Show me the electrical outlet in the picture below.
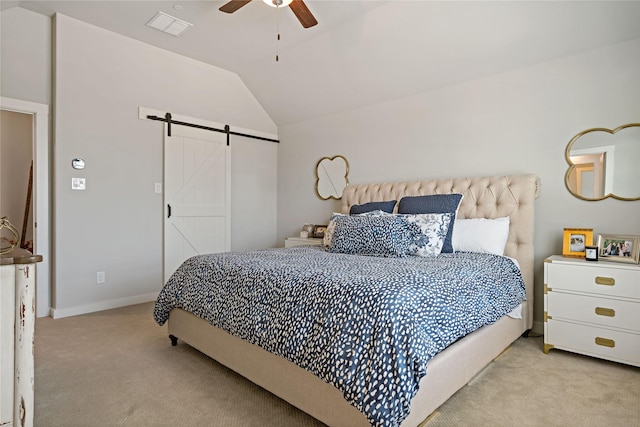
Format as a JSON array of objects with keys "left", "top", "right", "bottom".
[{"left": 96, "top": 271, "right": 106, "bottom": 284}]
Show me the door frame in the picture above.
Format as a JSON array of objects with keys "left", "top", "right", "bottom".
[
  {"left": 569, "top": 145, "right": 615, "bottom": 198},
  {"left": 0, "top": 97, "right": 50, "bottom": 318}
]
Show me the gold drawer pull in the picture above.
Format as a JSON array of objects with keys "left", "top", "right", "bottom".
[
  {"left": 595, "top": 307, "right": 615, "bottom": 317},
  {"left": 595, "top": 337, "right": 615, "bottom": 348},
  {"left": 595, "top": 276, "right": 615, "bottom": 286}
]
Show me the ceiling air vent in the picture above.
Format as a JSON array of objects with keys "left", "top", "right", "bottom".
[{"left": 146, "top": 11, "right": 193, "bottom": 37}]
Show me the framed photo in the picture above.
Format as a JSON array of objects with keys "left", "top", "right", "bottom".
[
  {"left": 313, "top": 225, "right": 328, "bottom": 239},
  {"left": 562, "top": 228, "right": 593, "bottom": 258},
  {"left": 597, "top": 234, "right": 640, "bottom": 264}
]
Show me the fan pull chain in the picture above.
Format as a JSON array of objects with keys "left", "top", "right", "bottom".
[{"left": 275, "top": 4, "right": 280, "bottom": 62}]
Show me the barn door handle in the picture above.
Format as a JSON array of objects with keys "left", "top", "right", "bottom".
[{"left": 167, "top": 204, "right": 172, "bottom": 218}]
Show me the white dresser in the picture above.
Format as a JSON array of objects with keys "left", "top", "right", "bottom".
[
  {"left": 543, "top": 255, "right": 640, "bottom": 367},
  {"left": 284, "top": 237, "right": 323, "bottom": 248},
  {"left": 1, "top": 248, "right": 42, "bottom": 427}
]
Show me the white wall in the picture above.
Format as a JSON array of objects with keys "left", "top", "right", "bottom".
[
  {"left": 2, "top": 8, "right": 278, "bottom": 318},
  {"left": 0, "top": 7, "right": 51, "bottom": 105},
  {"left": 230, "top": 135, "right": 278, "bottom": 251},
  {"left": 277, "top": 38, "right": 640, "bottom": 331},
  {"left": 47, "top": 13, "right": 277, "bottom": 317}
]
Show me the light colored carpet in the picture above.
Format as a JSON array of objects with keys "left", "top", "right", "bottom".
[
  {"left": 426, "top": 334, "right": 639, "bottom": 427},
  {"left": 34, "top": 303, "right": 639, "bottom": 426}
]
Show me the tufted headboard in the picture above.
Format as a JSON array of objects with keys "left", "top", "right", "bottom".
[{"left": 341, "top": 174, "right": 541, "bottom": 329}]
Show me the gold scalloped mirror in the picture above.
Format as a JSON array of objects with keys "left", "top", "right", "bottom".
[
  {"left": 565, "top": 123, "right": 640, "bottom": 201},
  {"left": 315, "top": 155, "right": 349, "bottom": 200}
]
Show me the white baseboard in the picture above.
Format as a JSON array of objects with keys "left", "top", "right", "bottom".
[{"left": 50, "top": 293, "right": 158, "bottom": 319}]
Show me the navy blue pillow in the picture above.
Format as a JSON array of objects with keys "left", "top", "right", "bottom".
[
  {"left": 397, "top": 194, "right": 463, "bottom": 253},
  {"left": 349, "top": 200, "right": 396, "bottom": 215}
]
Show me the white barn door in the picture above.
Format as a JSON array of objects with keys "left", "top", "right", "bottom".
[{"left": 164, "top": 124, "right": 230, "bottom": 282}]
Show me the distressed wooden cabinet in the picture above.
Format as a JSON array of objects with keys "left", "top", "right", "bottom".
[
  {"left": 543, "top": 255, "right": 640, "bottom": 367},
  {"left": 1, "top": 249, "right": 42, "bottom": 427}
]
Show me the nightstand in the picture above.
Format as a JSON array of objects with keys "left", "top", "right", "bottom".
[
  {"left": 284, "top": 237, "right": 323, "bottom": 248},
  {"left": 543, "top": 255, "right": 640, "bottom": 367}
]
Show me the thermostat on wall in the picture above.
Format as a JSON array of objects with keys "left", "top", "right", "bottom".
[{"left": 71, "top": 158, "right": 86, "bottom": 170}]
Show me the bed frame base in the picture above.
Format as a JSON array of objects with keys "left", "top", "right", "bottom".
[{"left": 168, "top": 303, "right": 527, "bottom": 427}]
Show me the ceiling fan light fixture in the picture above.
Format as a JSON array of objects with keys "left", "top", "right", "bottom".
[
  {"left": 219, "top": 0, "right": 317, "bottom": 28},
  {"left": 263, "top": 0, "right": 293, "bottom": 8}
]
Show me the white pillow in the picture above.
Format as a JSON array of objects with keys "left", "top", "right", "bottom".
[{"left": 452, "top": 216, "right": 510, "bottom": 255}]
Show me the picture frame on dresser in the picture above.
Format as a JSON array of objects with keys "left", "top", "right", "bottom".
[
  {"left": 597, "top": 234, "right": 640, "bottom": 264},
  {"left": 313, "top": 225, "right": 327, "bottom": 238},
  {"left": 562, "top": 228, "right": 593, "bottom": 257}
]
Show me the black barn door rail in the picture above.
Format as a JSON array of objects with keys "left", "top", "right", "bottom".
[{"left": 146, "top": 112, "right": 279, "bottom": 145}]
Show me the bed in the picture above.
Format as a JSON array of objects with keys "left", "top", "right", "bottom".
[{"left": 154, "top": 174, "right": 540, "bottom": 427}]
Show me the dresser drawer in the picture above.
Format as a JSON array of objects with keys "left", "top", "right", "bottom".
[
  {"left": 547, "top": 291, "right": 640, "bottom": 332},
  {"left": 546, "top": 261, "right": 640, "bottom": 299},
  {"left": 547, "top": 319, "right": 640, "bottom": 366}
]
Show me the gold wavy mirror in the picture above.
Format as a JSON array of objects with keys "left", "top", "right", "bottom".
[
  {"left": 315, "top": 155, "right": 349, "bottom": 200},
  {"left": 565, "top": 123, "right": 640, "bottom": 201}
]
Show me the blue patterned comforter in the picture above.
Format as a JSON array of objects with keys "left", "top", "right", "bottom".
[{"left": 154, "top": 247, "right": 525, "bottom": 427}]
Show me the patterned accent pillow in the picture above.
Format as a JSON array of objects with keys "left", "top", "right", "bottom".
[
  {"left": 322, "top": 213, "right": 343, "bottom": 248},
  {"left": 397, "top": 193, "right": 463, "bottom": 253},
  {"left": 329, "top": 214, "right": 415, "bottom": 257},
  {"left": 349, "top": 200, "right": 397, "bottom": 215},
  {"left": 403, "top": 212, "right": 453, "bottom": 257},
  {"left": 328, "top": 213, "right": 452, "bottom": 258},
  {"left": 356, "top": 209, "right": 393, "bottom": 216},
  {"left": 323, "top": 210, "right": 393, "bottom": 248}
]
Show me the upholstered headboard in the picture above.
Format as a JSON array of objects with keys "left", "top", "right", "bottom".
[{"left": 341, "top": 174, "right": 541, "bottom": 329}]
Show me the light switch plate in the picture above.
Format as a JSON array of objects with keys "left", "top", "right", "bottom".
[
  {"left": 155, "top": 183, "right": 162, "bottom": 193},
  {"left": 72, "top": 177, "right": 86, "bottom": 190}
]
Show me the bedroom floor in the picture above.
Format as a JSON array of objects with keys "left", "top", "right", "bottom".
[{"left": 33, "top": 302, "right": 639, "bottom": 426}]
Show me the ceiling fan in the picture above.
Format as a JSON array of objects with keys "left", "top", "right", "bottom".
[{"left": 219, "top": 0, "right": 318, "bottom": 28}]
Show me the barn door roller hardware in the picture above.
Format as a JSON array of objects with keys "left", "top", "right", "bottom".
[{"left": 146, "top": 112, "right": 279, "bottom": 145}]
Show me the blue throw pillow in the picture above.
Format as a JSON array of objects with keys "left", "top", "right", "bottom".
[
  {"left": 349, "top": 200, "right": 396, "bottom": 215},
  {"left": 397, "top": 194, "right": 463, "bottom": 253}
]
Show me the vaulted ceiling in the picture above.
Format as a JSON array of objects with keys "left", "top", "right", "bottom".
[{"left": 8, "top": 1, "right": 640, "bottom": 126}]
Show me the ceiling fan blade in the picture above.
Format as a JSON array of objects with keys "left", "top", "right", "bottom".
[
  {"left": 219, "top": 0, "right": 253, "bottom": 14},
  {"left": 289, "top": 0, "right": 317, "bottom": 28}
]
